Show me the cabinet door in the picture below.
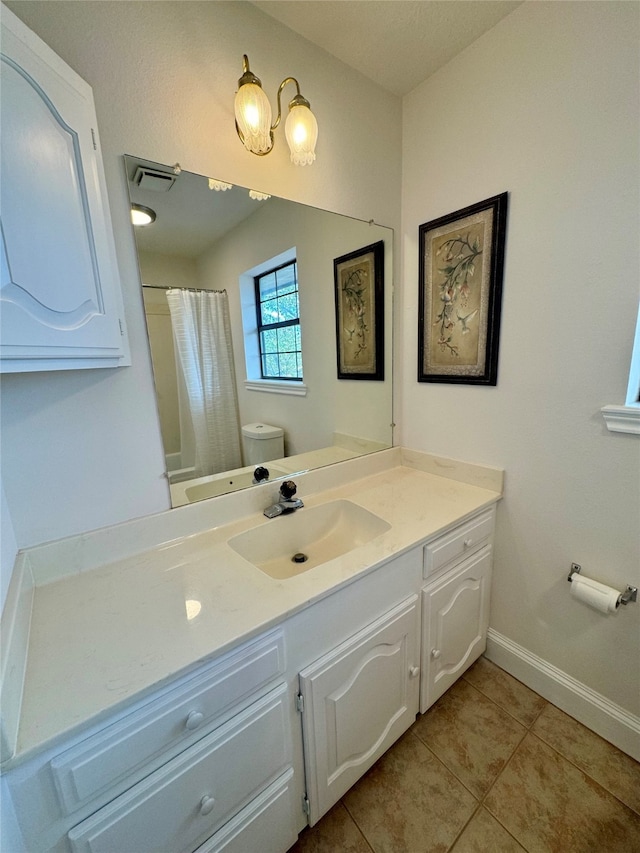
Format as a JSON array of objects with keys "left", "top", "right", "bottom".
[
  {"left": 421, "top": 546, "right": 491, "bottom": 712},
  {"left": 299, "top": 596, "right": 419, "bottom": 826},
  {"left": 0, "top": 7, "right": 128, "bottom": 371}
]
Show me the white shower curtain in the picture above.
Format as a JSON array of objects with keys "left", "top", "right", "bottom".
[{"left": 167, "top": 288, "right": 242, "bottom": 478}]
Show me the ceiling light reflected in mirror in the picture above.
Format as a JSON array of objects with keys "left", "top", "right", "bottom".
[{"left": 130, "top": 204, "right": 156, "bottom": 226}]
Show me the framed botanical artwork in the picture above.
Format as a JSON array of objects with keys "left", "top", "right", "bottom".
[
  {"left": 418, "top": 193, "right": 508, "bottom": 385},
  {"left": 333, "top": 240, "right": 384, "bottom": 380}
]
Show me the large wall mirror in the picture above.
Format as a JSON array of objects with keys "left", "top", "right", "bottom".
[{"left": 125, "top": 156, "right": 393, "bottom": 507}]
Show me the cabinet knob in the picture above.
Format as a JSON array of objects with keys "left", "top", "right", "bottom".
[
  {"left": 463, "top": 538, "right": 473, "bottom": 548},
  {"left": 409, "top": 665, "right": 420, "bottom": 678},
  {"left": 185, "top": 710, "right": 204, "bottom": 731},
  {"left": 431, "top": 649, "right": 441, "bottom": 659},
  {"left": 199, "top": 795, "right": 216, "bottom": 816}
]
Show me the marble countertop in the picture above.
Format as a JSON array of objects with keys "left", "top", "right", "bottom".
[{"left": 8, "top": 455, "right": 502, "bottom": 765}]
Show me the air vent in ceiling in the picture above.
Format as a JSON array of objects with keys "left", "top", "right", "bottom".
[{"left": 132, "top": 166, "right": 176, "bottom": 192}]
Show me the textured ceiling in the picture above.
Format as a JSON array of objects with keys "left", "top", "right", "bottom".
[{"left": 252, "top": 1, "right": 522, "bottom": 96}]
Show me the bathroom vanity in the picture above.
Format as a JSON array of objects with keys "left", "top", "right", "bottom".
[{"left": 0, "top": 449, "right": 502, "bottom": 852}]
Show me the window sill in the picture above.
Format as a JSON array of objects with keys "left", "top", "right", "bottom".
[
  {"left": 244, "top": 379, "right": 307, "bottom": 397},
  {"left": 601, "top": 404, "right": 640, "bottom": 435}
]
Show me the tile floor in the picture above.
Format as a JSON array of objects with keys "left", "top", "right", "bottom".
[{"left": 288, "top": 657, "right": 640, "bottom": 853}]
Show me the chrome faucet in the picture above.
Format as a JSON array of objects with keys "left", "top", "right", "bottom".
[{"left": 263, "top": 480, "right": 304, "bottom": 518}]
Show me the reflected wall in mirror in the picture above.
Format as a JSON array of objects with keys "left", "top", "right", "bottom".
[{"left": 125, "top": 156, "right": 393, "bottom": 507}]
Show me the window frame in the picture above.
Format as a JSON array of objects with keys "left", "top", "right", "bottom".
[
  {"left": 254, "top": 259, "right": 303, "bottom": 382},
  {"left": 601, "top": 300, "right": 640, "bottom": 434}
]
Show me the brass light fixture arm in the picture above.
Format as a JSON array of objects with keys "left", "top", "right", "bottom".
[{"left": 272, "top": 76, "right": 309, "bottom": 131}]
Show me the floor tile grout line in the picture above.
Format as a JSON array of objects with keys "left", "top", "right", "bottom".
[
  {"left": 442, "top": 801, "right": 484, "bottom": 853},
  {"left": 465, "top": 721, "right": 534, "bottom": 852},
  {"left": 524, "top": 728, "right": 640, "bottom": 818},
  {"left": 527, "top": 696, "right": 548, "bottom": 728},
  {"left": 412, "top": 729, "right": 491, "bottom": 805},
  {"left": 406, "top": 726, "right": 531, "bottom": 853},
  {"left": 476, "top": 720, "right": 530, "bottom": 806},
  {"left": 339, "top": 797, "right": 377, "bottom": 853},
  {"left": 460, "top": 671, "right": 549, "bottom": 731},
  {"left": 413, "top": 680, "right": 530, "bottom": 797}
]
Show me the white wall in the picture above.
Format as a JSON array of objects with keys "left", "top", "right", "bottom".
[
  {"left": 401, "top": 1, "right": 640, "bottom": 715},
  {"left": 0, "top": 0, "right": 401, "bottom": 579}
]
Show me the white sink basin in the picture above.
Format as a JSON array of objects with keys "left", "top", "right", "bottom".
[{"left": 228, "top": 500, "right": 391, "bottom": 579}]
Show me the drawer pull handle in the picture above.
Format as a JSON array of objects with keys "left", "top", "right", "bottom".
[
  {"left": 185, "top": 710, "right": 204, "bottom": 731},
  {"left": 199, "top": 795, "right": 216, "bottom": 816},
  {"left": 409, "top": 665, "right": 420, "bottom": 678},
  {"left": 464, "top": 538, "right": 473, "bottom": 548},
  {"left": 431, "top": 649, "right": 441, "bottom": 659}
]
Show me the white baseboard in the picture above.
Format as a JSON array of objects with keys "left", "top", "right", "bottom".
[{"left": 485, "top": 628, "right": 640, "bottom": 762}]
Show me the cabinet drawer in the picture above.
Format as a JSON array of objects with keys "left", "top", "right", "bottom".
[
  {"left": 67, "top": 684, "right": 291, "bottom": 853},
  {"left": 194, "top": 769, "right": 297, "bottom": 853},
  {"left": 52, "top": 628, "right": 285, "bottom": 813},
  {"left": 423, "top": 509, "right": 494, "bottom": 579}
]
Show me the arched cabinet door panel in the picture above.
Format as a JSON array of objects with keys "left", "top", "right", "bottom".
[
  {"left": 0, "top": 6, "right": 129, "bottom": 372},
  {"left": 298, "top": 596, "right": 420, "bottom": 826}
]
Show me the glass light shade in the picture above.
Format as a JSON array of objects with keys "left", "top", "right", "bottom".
[
  {"left": 130, "top": 204, "right": 156, "bottom": 226},
  {"left": 234, "top": 83, "right": 273, "bottom": 154},
  {"left": 285, "top": 104, "right": 318, "bottom": 165}
]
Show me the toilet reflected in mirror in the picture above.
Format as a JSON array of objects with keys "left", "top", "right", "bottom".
[{"left": 242, "top": 423, "right": 284, "bottom": 466}]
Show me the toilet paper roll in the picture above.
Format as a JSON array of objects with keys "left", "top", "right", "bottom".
[{"left": 570, "top": 574, "right": 621, "bottom": 613}]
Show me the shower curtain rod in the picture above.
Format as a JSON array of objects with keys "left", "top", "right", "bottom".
[{"left": 142, "top": 284, "right": 227, "bottom": 294}]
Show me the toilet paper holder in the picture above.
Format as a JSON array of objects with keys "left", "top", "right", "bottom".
[{"left": 568, "top": 563, "right": 637, "bottom": 605}]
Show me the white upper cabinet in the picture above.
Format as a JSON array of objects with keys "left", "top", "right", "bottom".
[{"left": 0, "top": 5, "right": 129, "bottom": 371}]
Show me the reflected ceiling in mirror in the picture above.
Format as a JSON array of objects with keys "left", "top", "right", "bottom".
[{"left": 125, "top": 156, "right": 393, "bottom": 507}]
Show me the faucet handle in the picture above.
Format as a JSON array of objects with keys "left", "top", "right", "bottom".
[
  {"left": 253, "top": 466, "right": 270, "bottom": 483},
  {"left": 280, "top": 480, "right": 297, "bottom": 500}
]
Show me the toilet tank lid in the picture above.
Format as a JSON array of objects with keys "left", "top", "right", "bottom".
[{"left": 242, "top": 422, "right": 284, "bottom": 440}]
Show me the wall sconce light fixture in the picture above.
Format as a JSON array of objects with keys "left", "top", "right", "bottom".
[
  {"left": 130, "top": 203, "right": 156, "bottom": 226},
  {"left": 234, "top": 54, "right": 318, "bottom": 165}
]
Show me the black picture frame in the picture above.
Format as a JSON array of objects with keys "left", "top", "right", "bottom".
[
  {"left": 418, "top": 192, "right": 508, "bottom": 385},
  {"left": 333, "top": 240, "right": 385, "bottom": 381}
]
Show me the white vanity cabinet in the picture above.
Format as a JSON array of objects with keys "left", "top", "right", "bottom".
[
  {"left": 1, "top": 483, "right": 500, "bottom": 853},
  {"left": 420, "top": 508, "right": 495, "bottom": 712},
  {"left": 0, "top": 7, "right": 129, "bottom": 372},
  {"left": 3, "top": 629, "right": 297, "bottom": 853}
]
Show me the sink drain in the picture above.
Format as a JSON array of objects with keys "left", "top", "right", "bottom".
[{"left": 292, "top": 552, "right": 308, "bottom": 564}]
